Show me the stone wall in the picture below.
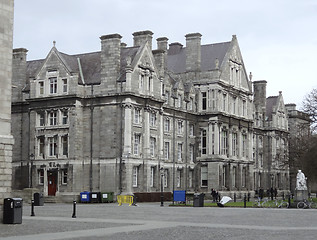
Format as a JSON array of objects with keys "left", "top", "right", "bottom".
[{"left": 0, "top": 0, "right": 14, "bottom": 222}]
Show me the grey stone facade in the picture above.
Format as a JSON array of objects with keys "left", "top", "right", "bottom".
[
  {"left": 11, "top": 30, "right": 293, "bottom": 201},
  {"left": 0, "top": 0, "right": 14, "bottom": 221}
]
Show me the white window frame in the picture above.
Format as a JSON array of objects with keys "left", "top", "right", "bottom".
[
  {"left": 150, "top": 137, "right": 156, "bottom": 157},
  {"left": 164, "top": 141, "right": 170, "bottom": 160},
  {"left": 49, "top": 77, "right": 58, "bottom": 94},
  {"left": 150, "top": 167, "right": 155, "bottom": 187},
  {"left": 132, "top": 166, "right": 138, "bottom": 187},
  {"left": 201, "top": 165, "right": 208, "bottom": 187},
  {"left": 133, "top": 133, "right": 141, "bottom": 155},
  {"left": 177, "top": 143, "right": 183, "bottom": 162}
]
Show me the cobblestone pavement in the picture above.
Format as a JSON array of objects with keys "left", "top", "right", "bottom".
[{"left": 1, "top": 202, "right": 317, "bottom": 240}]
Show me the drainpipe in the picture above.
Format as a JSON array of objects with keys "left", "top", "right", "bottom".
[{"left": 89, "top": 85, "right": 94, "bottom": 193}]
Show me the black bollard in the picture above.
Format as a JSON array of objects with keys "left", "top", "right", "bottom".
[
  {"left": 234, "top": 193, "right": 236, "bottom": 202},
  {"left": 244, "top": 194, "right": 246, "bottom": 208},
  {"left": 288, "top": 195, "right": 291, "bottom": 208},
  {"left": 72, "top": 201, "right": 76, "bottom": 218},
  {"left": 31, "top": 200, "right": 35, "bottom": 216}
]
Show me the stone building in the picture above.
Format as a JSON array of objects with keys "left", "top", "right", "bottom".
[
  {"left": 0, "top": 0, "right": 14, "bottom": 220},
  {"left": 11, "top": 30, "right": 291, "bottom": 201}
]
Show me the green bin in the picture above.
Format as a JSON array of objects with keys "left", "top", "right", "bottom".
[{"left": 100, "top": 192, "right": 114, "bottom": 203}]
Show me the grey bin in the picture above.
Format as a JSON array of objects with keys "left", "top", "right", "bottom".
[
  {"left": 3, "top": 198, "right": 23, "bottom": 224},
  {"left": 193, "top": 193, "right": 205, "bottom": 207},
  {"left": 34, "top": 192, "right": 44, "bottom": 206}
]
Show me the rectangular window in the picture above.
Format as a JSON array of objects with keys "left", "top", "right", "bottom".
[
  {"left": 62, "top": 135, "right": 68, "bottom": 156},
  {"left": 132, "top": 166, "right": 138, "bottom": 187},
  {"left": 48, "top": 136, "right": 57, "bottom": 157},
  {"left": 202, "top": 92, "right": 207, "bottom": 110},
  {"left": 38, "top": 169, "right": 44, "bottom": 185},
  {"left": 232, "top": 167, "right": 237, "bottom": 188},
  {"left": 39, "top": 112, "right": 45, "bottom": 126},
  {"left": 177, "top": 170, "right": 181, "bottom": 188},
  {"left": 201, "top": 166, "right": 208, "bottom": 187},
  {"left": 177, "top": 143, "right": 183, "bottom": 162},
  {"left": 189, "top": 124, "right": 194, "bottom": 136},
  {"left": 164, "top": 169, "right": 168, "bottom": 187},
  {"left": 242, "top": 167, "right": 247, "bottom": 187},
  {"left": 164, "top": 118, "right": 170, "bottom": 132},
  {"left": 165, "top": 91, "right": 169, "bottom": 104},
  {"left": 49, "top": 111, "right": 57, "bottom": 126},
  {"left": 134, "top": 109, "right": 140, "bottom": 124},
  {"left": 188, "top": 170, "right": 193, "bottom": 188},
  {"left": 39, "top": 81, "right": 44, "bottom": 95},
  {"left": 223, "top": 94, "right": 226, "bottom": 112},
  {"left": 177, "top": 121, "right": 183, "bottom": 134},
  {"left": 189, "top": 145, "right": 194, "bottom": 163},
  {"left": 49, "top": 77, "right": 57, "bottom": 94},
  {"left": 150, "top": 167, "right": 155, "bottom": 187},
  {"left": 242, "top": 134, "right": 247, "bottom": 157},
  {"left": 133, "top": 133, "right": 141, "bottom": 155},
  {"left": 62, "top": 78, "right": 68, "bottom": 93},
  {"left": 62, "top": 110, "right": 68, "bottom": 125},
  {"left": 188, "top": 98, "right": 193, "bottom": 111},
  {"left": 62, "top": 169, "right": 68, "bottom": 185},
  {"left": 242, "top": 100, "right": 246, "bottom": 116},
  {"left": 38, "top": 137, "right": 45, "bottom": 157},
  {"left": 221, "top": 129, "right": 228, "bottom": 156},
  {"left": 178, "top": 94, "right": 182, "bottom": 108},
  {"left": 164, "top": 141, "right": 170, "bottom": 159},
  {"left": 232, "top": 132, "right": 238, "bottom": 156},
  {"left": 150, "top": 112, "right": 156, "bottom": 127},
  {"left": 201, "top": 129, "right": 207, "bottom": 155},
  {"left": 150, "top": 137, "right": 156, "bottom": 157},
  {"left": 139, "top": 75, "right": 144, "bottom": 90}
]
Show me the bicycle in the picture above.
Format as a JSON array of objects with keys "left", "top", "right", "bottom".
[
  {"left": 272, "top": 199, "right": 289, "bottom": 208},
  {"left": 297, "top": 199, "right": 317, "bottom": 209},
  {"left": 253, "top": 198, "right": 263, "bottom": 208},
  {"left": 261, "top": 198, "right": 271, "bottom": 208}
]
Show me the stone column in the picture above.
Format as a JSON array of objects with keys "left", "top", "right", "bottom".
[
  {"left": 123, "top": 102, "right": 132, "bottom": 155},
  {"left": 214, "top": 123, "right": 220, "bottom": 155},
  {"left": 0, "top": 0, "right": 14, "bottom": 222}
]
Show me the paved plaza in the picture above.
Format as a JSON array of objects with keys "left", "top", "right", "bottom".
[{"left": 1, "top": 202, "right": 317, "bottom": 240}]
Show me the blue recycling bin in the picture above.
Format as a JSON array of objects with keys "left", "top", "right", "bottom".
[
  {"left": 173, "top": 190, "right": 186, "bottom": 202},
  {"left": 80, "top": 191, "right": 90, "bottom": 203}
]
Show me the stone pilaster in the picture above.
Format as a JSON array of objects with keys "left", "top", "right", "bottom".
[
  {"left": 123, "top": 102, "right": 132, "bottom": 155},
  {"left": 0, "top": 0, "right": 14, "bottom": 222}
]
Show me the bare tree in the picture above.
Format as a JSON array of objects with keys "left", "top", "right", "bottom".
[{"left": 302, "top": 88, "right": 317, "bottom": 132}]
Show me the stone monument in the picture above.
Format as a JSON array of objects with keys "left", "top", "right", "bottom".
[
  {"left": 295, "top": 170, "right": 308, "bottom": 201},
  {"left": 0, "top": 0, "right": 15, "bottom": 222}
]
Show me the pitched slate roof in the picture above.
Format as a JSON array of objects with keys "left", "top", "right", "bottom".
[
  {"left": 167, "top": 41, "right": 231, "bottom": 73},
  {"left": 26, "top": 46, "right": 140, "bottom": 85},
  {"left": 266, "top": 96, "right": 278, "bottom": 120}
]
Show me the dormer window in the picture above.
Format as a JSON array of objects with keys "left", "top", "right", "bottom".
[
  {"left": 49, "top": 77, "right": 57, "bottom": 94},
  {"left": 62, "top": 78, "right": 68, "bottom": 93},
  {"left": 39, "top": 81, "right": 44, "bottom": 95}
]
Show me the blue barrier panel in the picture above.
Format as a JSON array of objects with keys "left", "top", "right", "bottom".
[{"left": 173, "top": 190, "right": 186, "bottom": 202}]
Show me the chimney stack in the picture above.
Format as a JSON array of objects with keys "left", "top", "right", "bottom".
[
  {"left": 185, "top": 33, "right": 202, "bottom": 72},
  {"left": 12, "top": 48, "right": 28, "bottom": 102},
  {"left": 133, "top": 30, "right": 153, "bottom": 50},
  {"left": 253, "top": 80, "right": 267, "bottom": 114},
  {"left": 99, "top": 33, "right": 122, "bottom": 91}
]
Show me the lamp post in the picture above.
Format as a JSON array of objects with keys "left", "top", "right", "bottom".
[
  {"left": 160, "top": 167, "right": 164, "bottom": 207},
  {"left": 29, "top": 153, "right": 35, "bottom": 188},
  {"left": 270, "top": 173, "right": 274, "bottom": 200}
]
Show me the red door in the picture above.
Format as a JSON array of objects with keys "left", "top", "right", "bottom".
[{"left": 48, "top": 171, "right": 57, "bottom": 196}]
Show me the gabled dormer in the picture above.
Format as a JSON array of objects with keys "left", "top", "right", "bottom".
[
  {"left": 221, "top": 35, "right": 251, "bottom": 93},
  {"left": 29, "top": 43, "right": 78, "bottom": 99},
  {"left": 266, "top": 91, "right": 288, "bottom": 130},
  {"left": 125, "top": 31, "right": 162, "bottom": 99}
]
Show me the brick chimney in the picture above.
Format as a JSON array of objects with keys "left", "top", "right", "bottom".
[
  {"left": 99, "top": 34, "right": 122, "bottom": 91},
  {"left": 133, "top": 30, "right": 153, "bottom": 50},
  {"left": 185, "top": 33, "right": 202, "bottom": 72},
  {"left": 12, "top": 48, "right": 28, "bottom": 102}
]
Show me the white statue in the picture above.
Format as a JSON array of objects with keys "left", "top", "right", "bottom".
[{"left": 296, "top": 170, "right": 307, "bottom": 190}]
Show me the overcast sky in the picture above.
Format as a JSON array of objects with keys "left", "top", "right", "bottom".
[{"left": 13, "top": 0, "right": 317, "bottom": 108}]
